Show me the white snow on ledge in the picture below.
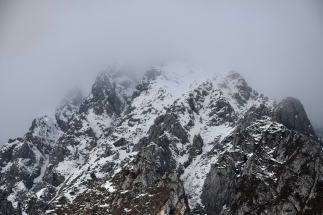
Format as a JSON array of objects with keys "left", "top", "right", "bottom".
[{"left": 103, "top": 181, "right": 116, "bottom": 193}]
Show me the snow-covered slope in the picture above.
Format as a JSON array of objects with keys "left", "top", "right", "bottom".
[
  {"left": 25, "top": 66, "right": 138, "bottom": 212},
  {"left": 36, "top": 64, "right": 208, "bottom": 210},
  {"left": 43, "top": 69, "right": 278, "bottom": 214},
  {"left": 0, "top": 113, "right": 63, "bottom": 212},
  {"left": 165, "top": 71, "right": 275, "bottom": 211}
]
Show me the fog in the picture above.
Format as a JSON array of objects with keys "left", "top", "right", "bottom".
[{"left": 0, "top": 0, "right": 323, "bottom": 145}]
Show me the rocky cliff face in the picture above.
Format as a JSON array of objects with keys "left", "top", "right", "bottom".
[
  {"left": 55, "top": 88, "right": 84, "bottom": 132},
  {"left": 275, "top": 97, "right": 317, "bottom": 138},
  {"left": 0, "top": 63, "right": 321, "bottom": 215},
  {"left": 49, "top": 117, "right": 190, "bottom": 214},
  {"left": 201, "top": 105, "right": 323, "bottom": 214},
  {"left": 0, "top": 115, "right": 62, "bottom": 213}
]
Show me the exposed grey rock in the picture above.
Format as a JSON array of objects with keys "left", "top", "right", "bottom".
[
  {"left": 184, "top": 134, "right": 204, "bottom": 168},
  {"left": 139, "top": 140, "right": 177, "bottom": 177},
  {"left": 132, "top": 68, "right": 163, "bottom": 99},
  {"left": 79, "top": 71, "right": 123, "bottom": 116},
  {"left": 0, "top": 198, "right": 19, "bottom": 215},
  {"left": 48, "top": 145, "right": 190, "bottom": 215},
  {"left": 42, "top": 171, "right": 65, "bottom": 187},
  {"left": 169, "top": 81, "right": 237, "bottom": 133},
  {"left": 188, "top": 95, "right": 199, "bottom": 114},
  {"left": 47, "top": 101, "right": 191, "bottom": 214},
  {"left": 201, "top": 154, "right": 236, "bottom": 215},
  {"left": 215, "top": 71, "right": 272, "bottom": 111},
  {"left": 238, "top": 104, "right": 277, "bottom": 130},
  {"left": 79, "top": 66, "right": 137, "bottom": 116},
  {"left": 24, "top": 69, "right": 138, "bottom": 214},
  {"left": 32, "top": 114, "right": 97, "bottom": 204},
  {"left": 0, "top": 115, "right": 61, "bottom": 209},
  {"left": 220, "top": 71, "right": 252, "bottom": 106},
  {"left": 113, "top": 138, "right": 128, "bottom": 147},
  {"left": 201, "top": 105, "right": 323, "bottom": 215},
  {"left": 192, "top": 134, "right": 203, "bottom": 155},
  {"left": 209, "top": 98, "right": 235, "bottom": 123},
  {"left": 134, "top": 113, "right": 189, "bottom": 152},
  {"left": 276, "top": 97, "right": 316, "bottom": 138},
  {"left": 132, "top": 112, "right": 190, "bottom": 176},
  {"left": 55, "top": 88, "right": 83, "bottom": 132}
]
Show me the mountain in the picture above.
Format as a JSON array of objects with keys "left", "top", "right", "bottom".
[{"left": 0, "top": 63, "right": 322, "bottom": 215}]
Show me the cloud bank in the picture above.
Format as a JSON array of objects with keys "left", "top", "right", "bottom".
[{"left": 0, "top": 0, "right": 323, "bottom": 144}]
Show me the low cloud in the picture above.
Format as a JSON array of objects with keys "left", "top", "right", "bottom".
[{"left": 0, "top": 0, "right": 323, "bottom": 144}]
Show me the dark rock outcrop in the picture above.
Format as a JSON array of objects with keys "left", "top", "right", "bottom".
[
  {"left": 79, "top": 71, "right": 123, "bottom": 116},
  {"left": 0, "top": 199, "right": 19, "bottom": 215},
  {"left": 55, "top": 88, "right": 83, "bottom": 132},
  {"left": 201, "top": 105, "right": 323, "bottom": 215},
  {"left": 0, "top": 116, "right": 61, "bottom": 204},
  {"left": 79, "top": 67, "right": 137, "bottom": 117},
  {"left": 113, "top": 138, "right": 128, "bottom": 147},
  {"left": 132, "top": 68, "right": 163, "bottom": 99},
  {"left": 134, "top": 113, "right": 189, "bottom": 152},
  {"left": 192, "top": 134, "right": 203, "bottom": 155},
  {"left": 201, "top": 154, "right": 236, "bottom": 215},
  {"left": 32, "top": 115, "right": 98, "bottom": 203},
  {"left": 276, "top": 97, "right": 316, "bottom": 138}
]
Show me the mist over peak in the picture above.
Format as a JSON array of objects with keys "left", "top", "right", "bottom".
[{"left": 0, "top": 1, "right": 322, "bottom": 145}]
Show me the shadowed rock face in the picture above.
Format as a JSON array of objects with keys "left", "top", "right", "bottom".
[
  {"left": 47, "top": 111, "right": 190, "bottom": 215},
  {"left": 192, "top": 134, "right": 203, "bottom": 155},
  {"left": 201, "top": 105, "right": 323, "bottom": 215},
  {"left": 132, "top": 68, "right": 163, "bottom": 99},
  {"left": 133, "top": 113, "right": 188, "bottom": 177},
  {"left": 0, "top": 115, "right": 61, "bottom": 211},
  {"left": 0, "top": 199, "right": 17, "bottom": 215},
  {"left": 276, "top": 97, "right": 316, "bottom": 138},
  {"left": 201, "top": 154, "right": 236, "bottom": 215},
  {"left": 228, "top": 72, "right": 253, "bottom": 106},
  {"left": 79, "top": 67, "right": 137, "bottom": 117},
  {"left": 55, "top": 89, "right": 83, "bottom": 132},
  {"left": 79, "top": 71, "right": 123, "bottom": 116},
  {"left": 134, "top": 113, "right": 189, "bottom": 152},
  {"left": 49, "top": 164, "right": 190, "bottom": 215}
]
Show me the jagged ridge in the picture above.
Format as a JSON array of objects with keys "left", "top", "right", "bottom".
[{"left": 0, "top": 63, "right": 322, "bottom": 215}]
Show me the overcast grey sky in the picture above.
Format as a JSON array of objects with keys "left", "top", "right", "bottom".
[{"left": 0, "top": 0, "right": 323, "bottom": 144}]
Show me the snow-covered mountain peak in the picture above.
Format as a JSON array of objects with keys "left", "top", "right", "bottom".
[
  {"left": 55, "top": 88, "right": 83, "bottom": 132},
  {"left": 28, "top": 116, "right": 60, "bottom": 140},
  {"left": 137, "top": 62, "right": 208, "bottom": 86},
  {"left": 109, "top": 65, "right": 208, "bottom": 146},
  {"left": 211, "top": 70, "right": 275, "bottom": 116},
  {"left": 99, "top": 64, "right": 137, "bottom": 87},
  {"left": 1, "top": 64, "right": 323, "bottom": 215},
  {"left": 79, "top": 66, "right": 137, "bottom": 117}
]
